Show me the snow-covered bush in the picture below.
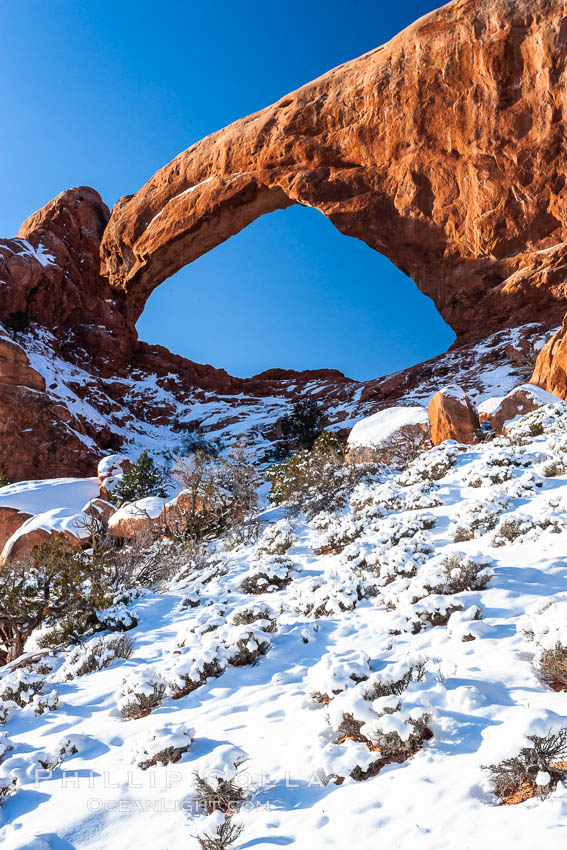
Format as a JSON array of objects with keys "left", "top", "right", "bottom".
[
  {"left": 30, "top": 689, "right": 59, "bottom": 716},
  {"left": 135, "top": 723, "right": 194, "bottom": 769},
  {"left": 255, "top": 522, "right": 295, "bottom": 555},
  {"left": 95, "top": 600, "right": 138, "bottom": 632},
  {"left": 308, "top": 649, "right": 372, "bottom": 702},
  {"left": 195, "top": 811, "right": 244, "bottom": 850},
  {"left": 223, "top": 625, "right": 271, "bottom": 667},
  {"left": 426, "top": 553, "right": 494, "bottom": 595},
  {"left": 192, "top": 746, "right": 248, "bottom": 814},
  {"left": 290, "top": 570, "right": 365, "bottom": 618},
  {"left": 449, "top": 495, "right": 510, "bottom": 541},
  {"left": 0, "top": 669, "right": 45, "bottom": 707},
  {"left": 239, "top": 555, "right": 297, "bottom": 594},
  {"left": 37, "top": 736, "right": 80, "bottom": 772},
  {"left": 116, "top": 670, "right": 167, "bottom": 719},
  {"left": 60, "top": 633, "right": 134, "bottom": 679},
  {"left": 397, "top": 444, "right": 460, "bottom": 485},
  {"left": 228, "top": 602, "right": 277, "bottom": 632},
  {"left": 483, "top": 729, "right": 567, "bottom": 801},
  {"left": 0, "top": 776, "right": 17, "bottom": 800},
  {"left": 536, "top": 644, "right": 567, "bottom": 691},
  {"left": 165, "top": 643, "right": 226, "bottom": 699}
]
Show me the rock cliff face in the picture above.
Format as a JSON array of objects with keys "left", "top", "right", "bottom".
[
  {"left": 2, "top": 0, "right": 567, "bottom": 479},
  {"left": 101, "top": 0, "right": 567, "bottom": 343}
]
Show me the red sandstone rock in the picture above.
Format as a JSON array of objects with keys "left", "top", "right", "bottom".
[
  {"left": 101, "top": 0, "right": 567, "bottom": 343},
  {"left": 531, "top": 315, "right": 567, "bottom": 400},
  {"left": 97, "top": 454, "right": 131, "bottom": 482},
  {"left": 428, "top": 385, "right": 480, "bottom": 446},
  {"left": 0, "top": 329, "right": 45, "bottom": 391},
  {"left": 489, "top": 384, "right": 561, "bottom": 435},
  {"left": 107, "top": 497, "right": 166, "bottom": 540},
  {"left": 0, "top": 507, "right": 32, "bottom": 554},
  {"left": 82, "top": 498, "right": 116, "bottom": 527}
]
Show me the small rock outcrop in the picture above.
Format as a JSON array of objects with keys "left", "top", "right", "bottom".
[
  {"left": 428, "top": 385, "right": 480, "bottom": 446},
  {"left": 489, "top": 384, "right": 560, "bottom": 434},
  {"left": 531, "top": 314, "right": 567, "bottom": 400}
]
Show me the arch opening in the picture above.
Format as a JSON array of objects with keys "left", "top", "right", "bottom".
[{"left": 136, "top": 205, "right": 455, "bottom": 382}]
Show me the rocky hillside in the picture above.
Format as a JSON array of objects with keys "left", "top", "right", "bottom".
[
  {"left": 2, "top": 399, "right": 567, "bottom": 848},
  {"left": 2, "top": 0, "right": 567, "bottom": 480}
]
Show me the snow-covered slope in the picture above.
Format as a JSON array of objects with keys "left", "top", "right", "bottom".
[{"left": 2, "top": 403, "right": 567, "bottom": 847}]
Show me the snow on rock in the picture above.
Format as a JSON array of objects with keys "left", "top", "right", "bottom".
[
  {"left": 107, "top": 496, "right": 167, "bottom": 540},
  {"left": 347, "top": 406, "right": 429, "bottom": 448},
  {"left": 0, "top": 477, "right": 100, "bottom": 564},
  {"left": 97, "top": 454, "right": 131, "bottom": 481},
  {"left": 489, "top": 383, "right": 566, "bottom": 435},
  {"left": 428, "top": 384, "right": 480, "bottom": 445}
]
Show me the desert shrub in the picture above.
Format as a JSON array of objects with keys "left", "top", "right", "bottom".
[
  {"left": 255, "top": 522, "right": 295, "bottom": 556},
  {"left": 492, "top": 516, "right": 534, "bottom": 547},
  {"left": 177, "top": 433, "right": 223, "bottom": 457},
  {"left": 0, "top": 777, "right": 17, "bottom": 800},
  {"left": 196, "top": 812, "right": 244, "bottom": 850},
  {"left": 0, "top": 473, "right": 9, "bottom": 488},
  {"left": 224, "top": 628, "right": 271, "bottom": 666},
  {"left": 290, "top": 570, "right": 365, "bottom": 618},
  {"left": 167, "top": 651, "right": 226, "bottom": 699},
  {"left": 30, "top": 689, "right": 59, "bottom": 715},
  {"left": 0, "top": 669, "right": 45, "bottom": 707},
  {"left": 136, "top": 723, "right": 194, "bottom": 770},
  {"left": 267, "top": 431, "right": 377, "bottom": 516},
  {"left": 432, "top": 553, "right": 494, "bottom": 594},
  {"left": 449, "top": 496, "right": 510, "bottom": 542},
  {"left": 537, "top": 644, "right": 567, "bottom": 690},
  {"left": 228, "top": 602, "right": 277, "bottom": 632},
  {"left": 116, "top": 670, "right": 167, "bottom": 719},
  {"left": 171, "top": 440, "right": 259, "bottom": 541},
  {"left": 529, "top": 422, "right": 544, "bottom": 437},
  {"left": 239, "top": 555, "right": 296, "bottom": 594},
  {"left": 109, "top": 451, "right": 169, "bottom": 506},
  {"left": 483, "top": 729, "right": 567, "bottom": 801},
  {"left": 397, "top": 444, "right": 460, "bottom": 486},
  {"left": 192, "top": 753, "right": 248, "bottom": 814},
  {"left": 0, "top": 534, "right": 113, "bottom": 661},
  {"left": 61, "top": 633, "right": 134, "bottom": 680}
]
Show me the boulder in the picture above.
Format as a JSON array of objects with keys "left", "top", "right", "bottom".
[
  {"left": 428, "top": 386, "right": 480, "bottom": 446},
  {"left": 107, "top": 496, "right": 167, "bottom": 541},
  {"left": 82, "top": 498, "right": 116, "bottom": 526},
  {"left": 531, "top": 315, "right": 567, "bottom": 400},
  {"left": 489, "top": 384, "right": 562, "bottom": 435},
  {"left": 347, "top": 406, "right": 429, "bottom": 461},
  {"left": 0, "top": 506, "right": 32, "bottom": 553},
  {"left": 97, "top": 454, "right": 131, "bottom": 481}
]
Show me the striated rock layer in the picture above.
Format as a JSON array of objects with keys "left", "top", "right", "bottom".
[{"left": 101, "top": 0, "right": 567, "bottom": 342}]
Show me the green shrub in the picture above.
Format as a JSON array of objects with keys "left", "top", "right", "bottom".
[
  {"left": 0, "top": 473, "right": 9, "bottom": 489},
  {"left": 266, "top": 431, "right": 350, "bottom": 515},
  {"left": 0, "top": 534, "right": 113, "bottom": 661},
  {"left": 109, "top": 450, "right": 169, "bottom": 506}
]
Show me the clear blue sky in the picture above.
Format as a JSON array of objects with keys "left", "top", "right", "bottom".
[{"left": 1, "top": 0, "right": 453, "bottom": 381}]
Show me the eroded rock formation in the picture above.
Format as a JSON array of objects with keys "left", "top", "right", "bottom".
[
  {"left": 101, "top": 0, "right": 567, "bottom": 343},
  {"left": 2, "top": 0, "right": 567, "bottom": 479},
  {"left": 428, "top": 385, "right": 480, "bottom": 445}
]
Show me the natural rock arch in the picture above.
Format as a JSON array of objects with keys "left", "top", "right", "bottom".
[{"left": 101, "top": 0, "right": 567, "bottom": 345}]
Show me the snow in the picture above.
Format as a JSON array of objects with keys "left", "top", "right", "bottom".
[
  {"left": 108, "top": 496, "right": 167, "bottom": 527},
  {"left": 348, "top": 405, "right": 428, "bottom": 447},
  {"left": 0, "top": 478, "right": 100, "bottom": 560},
  {"left": 4, "top": 401, "right": 567, "bottom": 845}
]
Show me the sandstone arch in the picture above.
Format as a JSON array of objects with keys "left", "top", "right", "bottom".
[{"left": 101, "top": 0, "right": 567, "bottom": 345}]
